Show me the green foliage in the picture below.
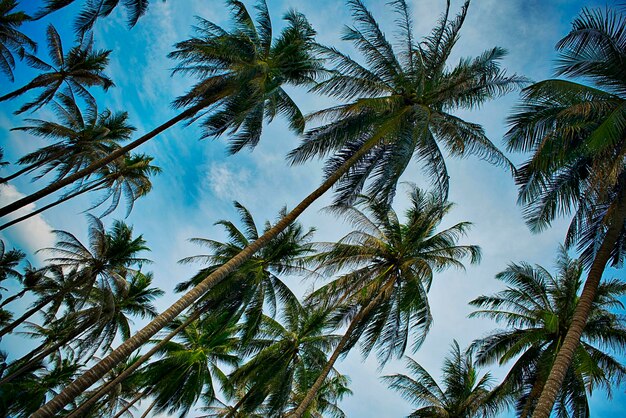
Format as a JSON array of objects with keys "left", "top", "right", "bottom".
[
  {"left": 383, "top": 341, "right": 502, "bottom": 418},
  {"left": 289, "top": 0, "right": 525, "bottom": 205},
  {"left": 309, "top": 186, "right": 480, "bottom": 365},
  {"left": 470, "top": 249, "right": 626, "bottom": 417},
  {"left": 0, "top": 0, "right": 35, "bottom": 82}
]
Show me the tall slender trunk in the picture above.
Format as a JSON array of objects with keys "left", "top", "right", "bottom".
[
  {"left": 139, "top": 399, "right": 157, "bottom": 418},
  {"left": 111, "top": 390, "right": 148, "bottom": 418},
  {"left": 290, "top": 277, "right": 396, "bottom": 418},
  {"left": 66, "top": 309, "right": 204, "bottom": 418},
  {"left": 32, "top": 137, "right": 379, "bottom": 418},
  {"left": 0, "top": 289, "right": 27, "bottom": 308},
  {"left": 532, "top": 194, "right": 626, "bottom": 418},
  {"left": 224, "top": 388, "right": 257, "bottom": 418},
  {"left": 0, "top": 101, "right": 208, "bottom": 218},
  {"left": 0, "top": 178, "right": 107, "bottom": 231},
  {"left": 520, "top": 375, "right": 546, "bottom": 418},
  {"left": 0, "top": 296, "right": 52, "bottom": 338}
]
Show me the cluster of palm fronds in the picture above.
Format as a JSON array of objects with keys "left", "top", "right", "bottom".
[{"left": 2, "top": 0, "right": 626, "bottom": 417}]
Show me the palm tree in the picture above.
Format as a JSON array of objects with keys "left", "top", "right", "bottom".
[
  {"left": 0, "top": 25, "right": 113, "bottom": 113},
  {"left": 0, "top": 265, "right": 82, "bottom": 338},
  {"left": 0, "top": 239, "right": 24, "bottom": 285},
  {"left": 0, "top": 0, "right": 322, "bottom": 216},
  {"left": 0, "top": 263, "right": 44, "bottom": 308},
  {"left": 293, "top": 186, "right": 481, "bottom": 416},
  {"left": 2, "top": 93, "right": 135, "bottom": 185},
  {"left": 140, "top": 313, "right": 240, "bottom": 417},
  {"left": 382, "top": 341, "right": 502, "bottom": 418},
  {"left": 469, "top": 249, "right": 626, "bottom": 418},
  {"left": 288, "top": 0, "right": 524, "bottom": 205},
  {"left": 0, "top": 0, "right": 36, "bottom": 82},
  {"left": 504, "top": 7, "right": 626, "bottom": 417},
  {"left": 226, "top": 303, "right": 340, "bottom": 417},
  {"left": 0, "top": 152, "right": 161, "bottom": 231},
  {"left": 283, "top": 369, "right": 351, "bottom": 418},
  {"left": 0, "top": 356, "right": 82, "bottom": 417},
  {"left": 31, "top": 1, "right": 521, "bottom": 415},
  {"left": 43, "top": 216, "right": 150, "bottom": 294},
  {"left": 35, "top": 0, "right": 158, "bottom": 37},
  {"left": 178, "top": 202, "right": 315, "bottom": 341}
]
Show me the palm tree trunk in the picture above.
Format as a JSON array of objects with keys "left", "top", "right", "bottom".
[
  {"left": 0, "top": 319, "right": 94, "bottom": 384},
  {"left": 532, "top": 194, "right": 626, "bottom": 418},
  {"left": 224, "top": 388, "right": 257, "bottom": 418},
  {"left": 520, "top": 376, "right": 546, "bottom": 418},
  {"left": 0, "top": 289, "right": 27, "bottom": 308},
  {"left": 0, "top": 296, "right": 52, "bottom": 338},
  {"left": 0, "top": 101, "right": 209, "bottom": 218},
  {"left": 290, "top": 277, "right": 396, "bottom": 418},
  {"left": 66, "top": 309, "right": 204, "bottom": 418},
  {"left": 139, "top": 399, "right": 157, "bottom": 418},
  {"left": 32, "top": 137, "right": 380, "bottom": 418},
  {"left": 111, "top": 390, "right": 148, "bottom": 418},
  {"left": 0, "top": 178, "right": 107, "bottom": 231}
]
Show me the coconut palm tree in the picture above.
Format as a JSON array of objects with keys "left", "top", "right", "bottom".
[
  {"left": 31, "top": 1, "right": 521, "bottom": 415},
  {"left": 0, "top": 263, "right": 44, "bottom": 308},
  {"left": 0, "top": 265, "right": 82, "bottom": 338},
  {"left": 288, "top": 0, "right": 524, "bottom": 205},
  {"left": 35, "top": 0, "right": 159, "bottom": 37},
  {"left": 2, "top": 93, "right": 134, "bottom": 185},
  {"left": 293, "top": 186, "right": 481, "bottom": 416},
  {"left": 0, "top": 25, "right": 113, "bottom": 114},
  {"left": 226, "top": 303, "right": 340, "bottom": 417},
  {"left": 469, "top": 249, "right": 626, "bottom": 418},
  {"left": 178, "top": 202, "right": 315, "bottom": 341},
  {"left": 0, "top": 0, "right": 322, "bottom": 217},
  {"left": 140, "top": 313, "right": 240, "bottom": 418},
  {"left": 283, "top": 369, "right": 351, "bottom": 418},
  {"left": 0, "top": 239, "right": 24, "bottom": 285},
  {"left": 504, "top": 6, "right": 626, "bottom": 417},
  {"left": 383, "top": 341, "right": 502, "bottom": 418},
  {"left": 0, "top": 356, "right": 82, "bottom": 417},
  {"left": 42, "top": 216, "right": 150, "bottom": 294},
  {"left": 0, "top": 0, "right": 36, "bottom": 82},
  {"left": 0, "top": 152, "right": 161, "bottom": 231}
]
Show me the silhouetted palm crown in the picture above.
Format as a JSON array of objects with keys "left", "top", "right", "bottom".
[
  {"left": 0, "top": 0, "right": 36, "bottom": 81},
  {"left": 383, "top": 341, "right": 500, "bottom": 418},
  {"left": 0, "top": 25, "right": 113, "bottom": 113},
  {"left": 178, "top": 202, "right": 315, "bottom": 341},
  {"left": 309, "top": 187, "right": 480, "bottom": 365},
  {"left": 506, "top": 7, "right": 626, "bottom": 267},
  {"left": 470, "top": 250, "right": 626, "bottom": 417},
  {"left": 12, "top": 93, "right": 135, "bottom": 183},
  {"left": 289, "top": 0, "right": 524, "bottom": 205},
  {"left": 169, "top": 0, "right": 323, "bottom": 153}
]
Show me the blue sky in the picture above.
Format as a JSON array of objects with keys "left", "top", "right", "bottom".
[{"left": 1, "top": 0, "right": 626, "bottom": 417}]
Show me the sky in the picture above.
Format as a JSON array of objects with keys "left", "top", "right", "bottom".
[{"left": 1, "top": 0, "right": 626, "bottom": 417}]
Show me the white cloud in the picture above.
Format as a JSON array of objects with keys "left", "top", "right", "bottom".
[{"left": 0, "top": 184, "right": 55, "bottom": 262}]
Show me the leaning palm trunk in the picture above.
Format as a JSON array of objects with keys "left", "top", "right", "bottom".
[
  {"left": 110, "top": 390, "right": 150, "bottom": 418},
  {"left": 532, "top": 195, "right": 626, "bottom": 418},
  {"left": 520, "top": 375, "right": 546, "bottom": 418},
  {"left": 0, "top": 178, "right": 108, "bottom": 231},
  {"left": 0, "top": 296, "right": 53, "bottom": 338},
  {"left": 0, "top": 101, "right": 209, "bottom": 218},
  {"left": 0, "top": 158, "right": 48, "bottom": 184},
  {"left": 66, "top": 308, "right": 204, "bottom": 418},
  {"left": 32, "top": 138, "right": 379, "bottom": 418},
  {"left": 139, "top": 399, "right": 157, "bottom": 418},
  {"left": 290, "top": 277, "right": 396, "bottom": 418}
]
